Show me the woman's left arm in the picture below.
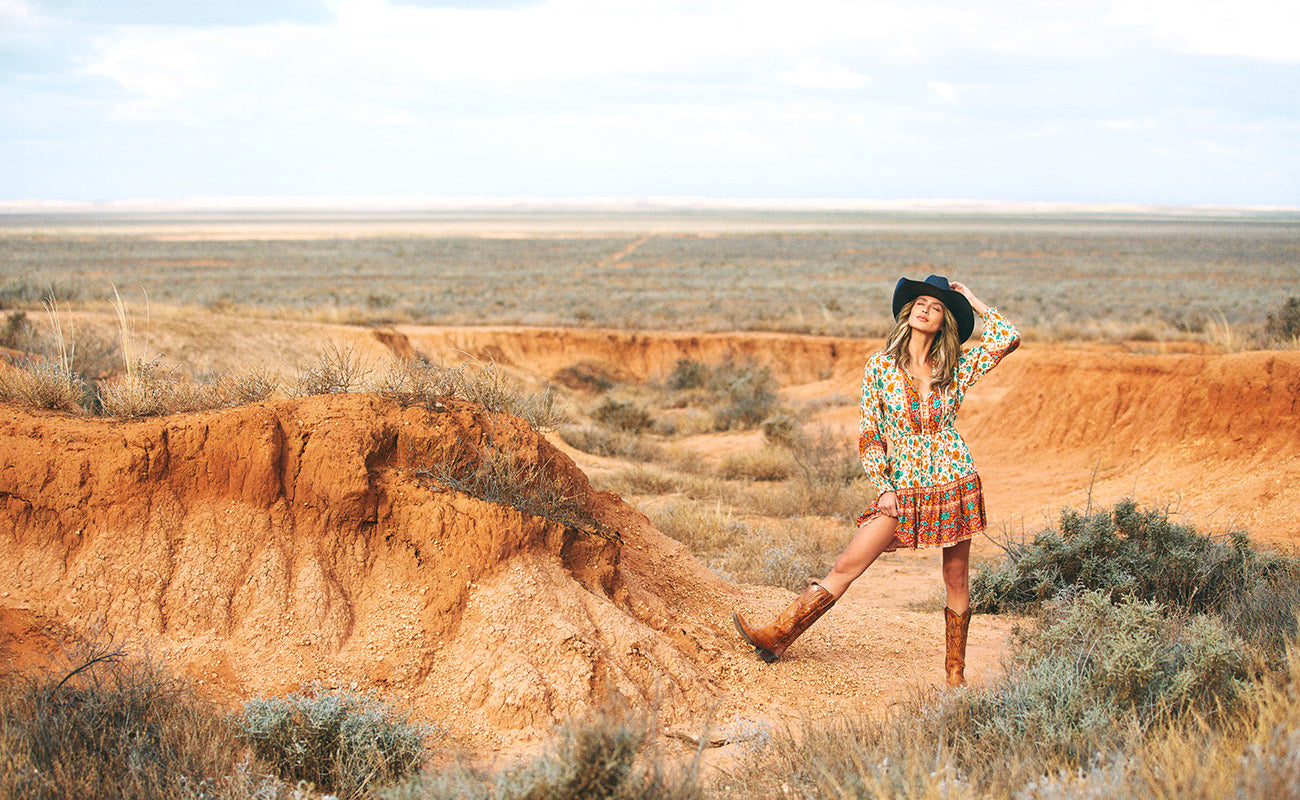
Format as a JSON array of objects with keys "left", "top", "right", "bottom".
[{"left": 951, "top": 281, "right": 1020, "bottom": 389}]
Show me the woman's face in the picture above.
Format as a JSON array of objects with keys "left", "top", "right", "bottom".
[{"left": 908, "top": 295, "right": 946, "bottom": 335}]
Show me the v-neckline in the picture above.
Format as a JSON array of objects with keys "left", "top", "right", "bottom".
[{"left": 900, "top": 363, "right": 933, "bottom": 405}]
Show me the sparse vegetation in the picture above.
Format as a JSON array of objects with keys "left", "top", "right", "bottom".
[
  {"left": 1264, "top": 296, "right": 1300, "bottom": 346},
  {"left": 383, "top": 359, "right": 565, "bottom": 433},
  {"left": 234, "top": 685, "right": 431, "bottom": 799},
  {"left": 377, "top": 705, "right": 702, "bottom": 800},
  {"left": 591, "top": 397, "right": 654, "bottom": 433},
  {"left": 0, "top": 640, "right": 255, "bottom": 800},
  {"left": 415, "top": 440, "right": 610, "bottom": 539},
  {"left": 295, "top": 341, "right": 371, "bottom": 396},
  {"left": 4, "top": 212, "right": 1297, "bottom": 339},
  {"left": 973, "top": 498, "right": 1300, "bottom": 660}
]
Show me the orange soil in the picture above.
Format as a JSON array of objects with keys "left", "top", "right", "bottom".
[{"left": 2, "top": 315, "right": 1298, "bottom": 762}]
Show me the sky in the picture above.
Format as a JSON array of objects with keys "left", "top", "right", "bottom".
[{"left": 1, "top": 0, "right": 1298, "bottom": 206}]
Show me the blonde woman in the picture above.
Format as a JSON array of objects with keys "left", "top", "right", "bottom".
[{"left": 733, "top": 275, "right": 1020, "bottom": 685}]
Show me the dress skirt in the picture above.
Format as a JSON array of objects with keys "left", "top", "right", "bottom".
[{"left": 855, "top": 472, "right": 987, "bottom": 549}]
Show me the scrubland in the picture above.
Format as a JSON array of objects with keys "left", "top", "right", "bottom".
[
  {"left": 2, "top": 209, "right": 1300, "bottom": 798},
  {"left": 3, "top": 209, "right": 1299, "bottom": 345}
]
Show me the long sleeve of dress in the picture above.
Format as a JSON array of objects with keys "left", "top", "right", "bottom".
[
  {"left": 955, "top": 307, "right": 1020, "bottom": 391},
  {"left": 859, "top": 360, "right": 895, "bottom": 496}
]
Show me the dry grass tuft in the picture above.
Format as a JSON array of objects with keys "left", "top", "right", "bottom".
[
  {"left": 295, "top": 341, "right": 370, "bottom": 395},
  {"left": 0, "top": 638, "right": 257, "bottom": 800},
  {"left": 0, "top": 359, "right": 87, "bottom": 412}
]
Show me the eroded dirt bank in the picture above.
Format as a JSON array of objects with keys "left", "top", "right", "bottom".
[{"left": 0, "top": 395, "right": 750, "bottom": 744}]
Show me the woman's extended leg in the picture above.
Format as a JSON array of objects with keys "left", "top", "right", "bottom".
[
  {"left": 732, "top": 514, "right": 897, "bottom": 662},
  {"left": 818, "top": 514, "right": 900, "bottom": 600},
  {"left": 941, "top": 538, "right": 972, "bottom": 686}
]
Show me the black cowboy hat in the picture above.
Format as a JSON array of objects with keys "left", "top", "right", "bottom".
[{"left": 892, "top": 274, "right": 975, "bottom": 343}]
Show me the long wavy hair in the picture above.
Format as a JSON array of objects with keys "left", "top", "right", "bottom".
[{"left": 883, "top": 298, "right": 962, "bottom": 395}]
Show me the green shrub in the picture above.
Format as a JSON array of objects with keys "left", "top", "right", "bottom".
[
  {"left": 591, "top": 398, "right": 653, "bottom": 433},
  {"left": 1, "top": 310, "right": 33, "bottom": 349},
  {"left": 664, "top": 358, "right": 709, "bottom": 391},
  {"left": 962, "top": 591, "right": 1249, "bottom": 764},
  {"left": 973, "top": 499, "right": 1300, "bottom": 658},
  {"left": 1264, "top": 297, "right": 1300, "bottom": 343},
  {"left": 234, "top": 685, "right": 430, "bottom": 799},
  {"left": 707, "top": 359, "right": 777, "bottom": 431}
]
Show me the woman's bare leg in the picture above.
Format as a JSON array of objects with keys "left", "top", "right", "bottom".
[
  {"left": 818, "top": 515, "right": 899, "bottom": 600},
  {"left": 941, "top": 539, "right": 972, "bottom": 613}
]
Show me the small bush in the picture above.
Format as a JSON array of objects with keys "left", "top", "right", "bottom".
[
  {"left": 664, "top": 358, "right": 709, "bottom": 391},
  {"left": 591, "top": 398, "right": 653, "bottom": 433},
  {"left": 596, "top": 465, "right": 698, "bottom": 497},
  {"left": 0, "top": 359, "right": 87, "bottom": 412},
  {"left": 0, "top": 640, "right": 247, "bottom": 800},
  {"left": 759, "top": 410, "right": 801, "bottom": 448},
  {"left": 1, "top": 310, "right": 33, "bottom": 349},
  {"left": 962, "top": 591, "right": 1249, "bottom": 764},
  {"left": 417, "top": 441, "right": 609, "bottom": 539},
  {"left": 220, "top": 367, "right": 280, "bottom": 405},
  {"left": 1264, "top": 297, "right": 1300, "bottom": 344},
  {"left": 707, "top": 359, "right": 778, "bottom": 431},
  {"left": 98, "top": 359, "right": 223, "bottom": 418},
  {"left": 716, "top": 518, "right": 837, "bottom": 591},
  {"left": 234, "top": 685, "right": 430, "bottom": 799},
  {"left": 658, "top": 357, "right": 780, "bottom": 431},
  {"left": 647, "top": 501, "right": 745, "bottom": 554},
  {"left": 551, "top": 361, "right": 622, "bottom": 393},
  {"left": 295, "top": 341, "right": 369, "bottom": 396}
]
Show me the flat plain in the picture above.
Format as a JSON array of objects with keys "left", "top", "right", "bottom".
[{"left": 4, "top": 208, "right": 1298, "bottom": 340}]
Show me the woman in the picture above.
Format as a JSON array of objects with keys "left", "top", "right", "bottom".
[{"left": 733, "top": 275, "right": 1019, "bottom": 686}]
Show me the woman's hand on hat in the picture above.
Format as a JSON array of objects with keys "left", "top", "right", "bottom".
[{"left": 948, "top": 281, "right": 989, "bottom": 316}]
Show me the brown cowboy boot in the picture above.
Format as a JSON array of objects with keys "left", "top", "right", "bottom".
[
  {"left": 944, "top": 606, "right": 971, "bottom": 687},
  {"left": 733, "top": 583, "right": 836, "bottom": 663}
]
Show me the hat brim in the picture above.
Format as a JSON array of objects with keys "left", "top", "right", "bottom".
[{"left": 892, "top": 278, "right": 975, "bottom": 343}]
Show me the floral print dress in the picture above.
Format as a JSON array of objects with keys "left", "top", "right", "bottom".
[{"left": 857, "top": 308, "right": 1020, "bottom": 549}]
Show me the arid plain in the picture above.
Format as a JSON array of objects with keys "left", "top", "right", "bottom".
[{"left": 2, "top": 208, "right": 1299, "bottom": 787}]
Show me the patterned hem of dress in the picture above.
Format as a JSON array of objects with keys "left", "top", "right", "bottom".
[{"left": 856, "top": 473, "right": 987, "bottom": 550}]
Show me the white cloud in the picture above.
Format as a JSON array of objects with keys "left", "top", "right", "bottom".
[
  {"left": 1103, "top": 0, "right": 1300, "bottom": 62},
  {"left": 778, "top": 61, "right": 870, "bottom": 90},
  {"left": 927, "top": 80, "right": 958, "bottom": 104}
]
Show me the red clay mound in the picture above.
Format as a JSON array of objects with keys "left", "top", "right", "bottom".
[
  {"left": 964, "top": 348, "right": 1300, "bottom": 542},
  {"left": 0, "top": 394, "right": 743, "bottom": 744}
]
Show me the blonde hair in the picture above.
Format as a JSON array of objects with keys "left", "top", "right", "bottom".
[{"left": 883, "top": 298, "right": 962, "bottom": 394}]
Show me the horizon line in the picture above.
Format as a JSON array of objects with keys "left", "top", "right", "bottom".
[{"left": 2, "top": 196, "right": 1299, "bottom": 217}]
